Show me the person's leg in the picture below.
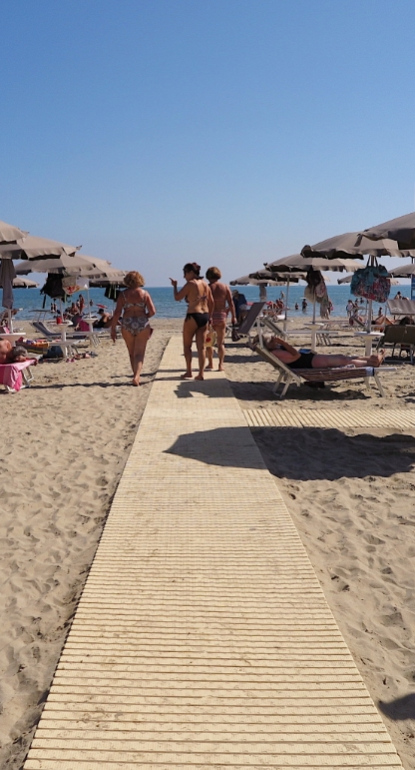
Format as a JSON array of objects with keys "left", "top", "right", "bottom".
[
  {"left": 205, "top": 344, "right": 213, "bottom": 369},
  {"left": 213, "top": 322, "right": 226, "bottom": 371},
  {"left": 182, "top": 317, "right": 197, "bottom": 378},
  {"left": 121, "top": 328, "right": 136, "bottom": 373},
  {"left": 312, "top": 351, "right": 385, "bottom": 369},
  {"left": 194, "top": 325, "right": 207, "bottom": 380},
  {"left": 131, "top": 327, "right": 152, "bottom": 385}
]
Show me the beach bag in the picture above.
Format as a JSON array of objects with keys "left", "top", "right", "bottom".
[
  {"left": 231, "top": 323, "right": 240, "bottom": 341},
  {"left": 350, "top": 265, "right": 391, "bottom": 303}
]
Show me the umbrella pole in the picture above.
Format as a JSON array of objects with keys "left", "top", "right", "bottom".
[
  {"left": 7, "top": 308, "right": 13, "bottom": 333},
  {"left": 284, "top": 278, "right": 290, "bottom": 332}
]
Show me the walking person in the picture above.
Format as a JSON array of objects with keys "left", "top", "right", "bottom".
[
  {"left": 110, "top": 271, "right": 156, "bottom": 386},
  {"left": 205, "top": 266, "right": 236, "bottom": 371},
  {"left": 170, "top": 263, "right": 214, "bottom": 380}
]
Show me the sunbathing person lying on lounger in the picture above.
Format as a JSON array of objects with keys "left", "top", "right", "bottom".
[
  {"left": 263, "top": 336, "right": 385, "bottom": 369},
  {"left": 0, "top": 340, "right": 36, "bottom": 365}
]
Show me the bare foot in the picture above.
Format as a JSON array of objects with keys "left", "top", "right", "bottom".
[
  {"left": 368, "top": 350, "right": 385, "bottom": 367},
  {"left": 180, "top": 372, "right": 193, "bottom": 379},
  {"left": 132, "top": 379, "right": 140, "bottom": 386},
  {"left": 195, "top": 374, "right": 204, "bottom": 381},
  {"left": 206, "top": 365, "right": 213, "bottom": 370},
  {"left": 218, "top": 366, "right": 224, "bottom": 371}
]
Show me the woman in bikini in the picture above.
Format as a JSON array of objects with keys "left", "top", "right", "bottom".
[
  {"left": 110, "top": 271, "right": 156, "bottom": 386},
  {"left": 170, "top": 263, "right": 214, "bottom": 380},
  {"left": 205, "top": 266, "right": 236, "bottom": 371},
  {"left": 264, "top": 335, "right": 385, "bottom": 368}
]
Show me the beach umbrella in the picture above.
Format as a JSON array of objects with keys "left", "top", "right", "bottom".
[
  {"left": 15, "top": 253, "right": 112, "bottom": 276},
  {"left": 301, "top": 232, "right": 404, "bottom": 260},
  {"left": 266, "top": 252, "right": 362, "bottom": 273},
  {"left": 300, "top": 233, "right": 415, "bottom": 332},
  {"left": 265, "top": 253, "right": 362, "bottom": 339},
  {"left": 0, "top": 234, "right": 79, "bottom": 260},
  {"left": 12, "top": 276, "right": 38, "bottom": 288},
  {"left": 232, "top": 267, "right": 308, "bottom": 328},
  {"left": 388, "top": 262, "right": 415, "bottom": 278},
  {"left": 0, "top": 219, "right": 27, "bottom": 244},
  {"left": 359, "top": 212, "right": 415, "bottom": 251},
  {"left": 0, "top": 219, "right": 28, "bottom": 330}
]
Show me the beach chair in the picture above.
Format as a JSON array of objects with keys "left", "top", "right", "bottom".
[
  {"left": 387, "top": 298, "right": 415, "bottom": 318},
  {"left": 235, "top": 302, "right": 266, "bottom": 340},
  {"left": 377, "top": 324, "right": 415, "bottom": 364},
  {"left": 261, "top": 315, "right": 312, "bottom": 341},
  {"left": 0, "top": 359, "right": 36, "bottom": 393},
  {"left": 253, "top": 342, "right": 393, "bottom": 398}
]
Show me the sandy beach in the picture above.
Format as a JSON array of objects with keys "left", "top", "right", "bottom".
[{"left": 1, "top": 316, "right": 415, "bottom": 769}]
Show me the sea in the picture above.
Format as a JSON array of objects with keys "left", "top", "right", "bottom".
[{"left": 8, "top": 283, "right": 411, "bottom": 321}]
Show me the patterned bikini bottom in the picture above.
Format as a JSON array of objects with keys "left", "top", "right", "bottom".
[{"left": 122, "top": 316, "right": 149, "bottom": 336}]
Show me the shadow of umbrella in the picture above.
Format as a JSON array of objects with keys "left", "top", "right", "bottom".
[{"left": 378, "top": 693, "right": 415, "bottom": 720}]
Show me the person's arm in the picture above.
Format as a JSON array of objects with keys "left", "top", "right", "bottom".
[
  {"left": 270, "top": 336, "right": 299, "bottom": 357},
  {"left": 145, "top": 291, "right": 156, "bottom": 318},
  {"left": 226, "top": 287, "right": 237, "bottom": 323},
  {"left": 206, "top": 284, "right": 214, "bottom": 316},
  {"left": 169, "top": 278, "right": 189, "bottom": 302},
  {"left": 110, "top": 294, "right": 124, "bottom": 341}
]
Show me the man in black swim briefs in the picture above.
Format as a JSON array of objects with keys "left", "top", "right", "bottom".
[{"left": 265, "top": 336, "right": 385, "bottom": 369}]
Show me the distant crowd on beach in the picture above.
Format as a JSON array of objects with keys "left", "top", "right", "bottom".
[{"left": 13, "top": 268, "right": 409, "bottom": 386}]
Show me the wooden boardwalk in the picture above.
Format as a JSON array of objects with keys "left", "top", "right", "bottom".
[{"left": 24, "top": 336, "right": 403, "bottom": 769}]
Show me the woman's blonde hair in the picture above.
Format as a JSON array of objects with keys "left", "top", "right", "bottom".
[{"left": 124, "top": 271, "right": 145, "bottom": 288}]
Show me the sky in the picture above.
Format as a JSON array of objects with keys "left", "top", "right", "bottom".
[{"left": 2, "top": 0, "right": 415, "bottom": 285}]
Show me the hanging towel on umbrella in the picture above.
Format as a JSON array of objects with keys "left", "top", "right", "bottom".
[{"left": 0, "top": 259, "right": 16, "bottom": 309}]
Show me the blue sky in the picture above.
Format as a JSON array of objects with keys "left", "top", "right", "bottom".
[{"left": 2, "top": 0, "right": 415, "bottom": 285}]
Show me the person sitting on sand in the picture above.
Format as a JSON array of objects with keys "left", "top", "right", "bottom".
[
  {"left": 372, "top": 308, "right": 394, "bottom": 329},
  {"left": 205, "top": 266, "right": 236, "bottom": 371},
  {"left": 170, "top": 263, "right": 214, "bottom": 380},
  {"left": 93, "top": 308, "right": 113, "bottom": 328},
  {"left": 263, "top": 335, "right": 385, "bottom": 369}
]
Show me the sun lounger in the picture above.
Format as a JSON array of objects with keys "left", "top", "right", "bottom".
[
  {"left": 261, "top": 315, "right": 311, "bottom": 340},
  {"left": 387, "top": 298, "right": 415, "bottom": 317},
  {"left": 235, "top": 302, "right": 266, "bottom": 339},
  {"left": 253, "top": 343, "right": 394, "bottom": 398},
  {"left": 0, "top": 360, "right": 36, "bottom": 393},
  {"left": 377, "top": 324, "right": 415, "bottom": 363}
]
